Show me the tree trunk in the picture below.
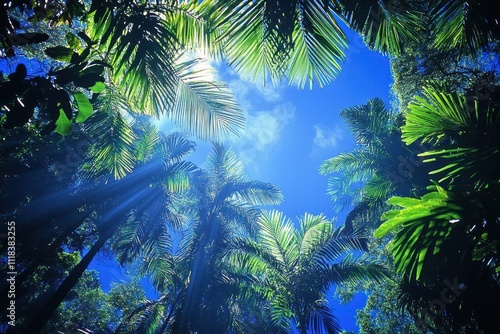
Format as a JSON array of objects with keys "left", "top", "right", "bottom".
[
  {"left": 20, "top": 183, "right": 162, "bottom": 333},
  {"left": 20, "top": 231, "right": 112, "bottom": 334}
]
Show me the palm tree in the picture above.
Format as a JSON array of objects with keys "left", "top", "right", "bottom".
[
  {"left": 430, "top": 0, "right": 500, "bottom": 56},
  {"left": 229, "top": 210, "right": 389, "bottom": 334},
  {"left": 20, "top": 131, "right": 197, "bottom": 333},
  {"left": 124, "top": 143, "right": 283, "bottom": 333},
  {"left": 319, "top": 98, "right": 430, "bottom": 231}
]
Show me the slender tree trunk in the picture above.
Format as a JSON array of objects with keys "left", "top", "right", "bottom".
[
  {"left": 20, "top": 230, "right": 112, "bottom": 334},
  {"left": 20, "top": 184, "right": 162, "bottom": 333},
  {"left": 0, "top": 211, "right": 91, "bottom": 310},
  {"left": 176, "top": 211, "right": 217, "bottom": 334}
]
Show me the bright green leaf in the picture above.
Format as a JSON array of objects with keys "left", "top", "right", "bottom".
[
  {"left": 74, "top": 92, "right": 93, "bottom": 123},
  {"left": 55, "top": 109, "right": 73, "bottom": 135},
  {"left": 90, "top": 82, "right": 106, "bottom": 93}
]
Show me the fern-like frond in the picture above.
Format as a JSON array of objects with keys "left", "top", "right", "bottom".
[
  {"left": 258, "top": 210, "right": 299, "bottom": 268},
  {"left": 340, "top": 97, "right": 393, "bottom": 147},
  {"left": 82, "top": 110, "right": 136, "bottom": 179},
  {"left": 171, "top": 59, "right": 245, "bottom": 140},
  {"left": 432, "top": 0, "right": 499, "bottom": 55}
]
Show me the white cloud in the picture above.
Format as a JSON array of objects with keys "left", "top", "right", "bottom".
[
  {"left": 227, "top": 74, "right": 285, "bottom": 112},
  {"left": 311, "top": 124, "right": 343, "bottom": 156},
  {"left": 232, "top": 103, "right": 295, "bottom": 170}
]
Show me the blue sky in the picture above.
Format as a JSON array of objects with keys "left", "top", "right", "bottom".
[{"left": 91, "top": 27, "right": 394, "bottom": 332}]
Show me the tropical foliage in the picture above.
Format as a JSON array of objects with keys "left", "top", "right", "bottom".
[
  {"left": 319, "top": 98, "right": 430, "bottom": 231},
  {"left": 2, "top": 0, "right": 500, "bottom": 333},
  {"left": 229, "top": 210, "right": 389, "bottom": 334}
]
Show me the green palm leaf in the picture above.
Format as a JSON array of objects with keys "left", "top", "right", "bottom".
[
  {"left": 171, "top": 59, "right": 245, "bottom": 140},
  {"left": 375, "top": 187, "right": 460, "bottom": 281},
  {"left": 158, "top": 131, "right": 197, "bottom": 164},
  {"left": 325, "top": 175, "right": 365, "bottom": 213},
  {"left": 82, "top": 110, "right": 136, "bottom": 179},
  {"left": 133, "top": 121, "right": 160, "bottom": 163},
  {"left": 402, "top": 84, "right": 500, "bottom": 187},
  {"left": 286, "top": 0, "right": 347, "bottom": 88},
  {"left": 335, "top": 0, "right": 422, "bottom": 55},
  {"left": 166, "top": 0, "right": 225, "bottom": 59},
  {"left": 258, "top": 210, "right": 299, "bottom": 267},
  {"left": 320, "top": 150, "right": 380, "bottom": 180},
  {"left": 308, "top": 303, "right": 341, "bottom": 334},
  {"left": 88, "top": 1, "right": 179, "bottom": 116},
  {"left": 320, "top": 255, "right": 389, "bottom": 286},
  {"left": 298, "top": 213, "right": 334, "bottom": 258},
  {"left": 340, "top": 97, "right": 393, "bottom": 147},
  {"left": 314, "top": 226, "right": 368, "bottom": 265},
  {"left": 432, "top": 0, "right": 500, "bottom": 55},
  {"left": 217, "top": 0, "right": 348, "bottom": 88}
]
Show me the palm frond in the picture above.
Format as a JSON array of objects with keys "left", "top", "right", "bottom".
[
  {"left": 340, "top": 97, "right": 393, "bottom": 147},
  {"left": 158, "top": 131, "right": 197, "bottom": 164},
  {"left": 314, "top": 226, "right": 368, "bottom": 265},
  {"left": 287, "top": 0, "right": 347, "bottom": 88},
  {"left": 403, "top": 86, "right": 473, "bottom": 145},
  {"left": 335, "top": 0, "right": 422, "bottom": 55},
  {"left": 402, "top": 84, "right": 500, "bottom": 187},
  {"left": 258, "top": 210, "right": 299, "bottom": 268},
  {"left": 217, "top": 0, "right": 347, "bottom": 88},
  {"left": 432, "top": 0, "right": 499, "bottom": 55},
  {"left": 89, "top": 1, "right": 179, "bottom": 116},
  {"left": 308, "top": 303, "right": 341, "bottom": 334},
  {"left": 325, "top": 175, "right": 365, "bottom": 213},
  {"left": 269, "top": 293, "right": 294, "bottom": 333},
  {"left": 167, "top": 0, "right": 225, "bottom": 59},
  {"left": 134, "top": 121, "right": 160, "bottom": 163},
  {"left": 161, "top": 160, "right": 196, "bottom": 193},
  {"left": 375, "top": 187, "right": 460, "bottom": 281},
  {"left": 320, "top": 254, "right": 389, "bottom": 286},
  {"left": 319, "top": 150, "right": 379, "bottom": 179},
  {"left": 138, "top": 225, "right": 175, "bottom": 292},
  {"left": 220, "top": 180, "right": 284, "bottom": 206},
  {"left": 113, "top": 216, "right": 146, "bottom": 265},
  {"left": 134, "top": 300, "right": 167, "bottom": 334},
  {"left": 82, "top": 110, "right": 136, "bottom": 179},
  {"left": 171, "top": 58, "right": 245, "bottom": 141},
  {"left": 206, "top": 142, "right": 246, "bottom": 183},
  {"left": 227, "top": 237, "right": 284, "bottom": 274},
  {"left": 363, "top": 173, "right": 395, "bottom": 203},
  {"left": 298, "top": 213, "right": 334, "bottom": 259},
  {"left": 219, "top": 202, "right": 262, "bottom": 235}
]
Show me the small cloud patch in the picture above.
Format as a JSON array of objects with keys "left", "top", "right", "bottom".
[
  {"left": 311, "top": 124, "right": 343, "bottom": 157},
  {"left": 234, "top": 103, "right": 295, "bottom": 170}
]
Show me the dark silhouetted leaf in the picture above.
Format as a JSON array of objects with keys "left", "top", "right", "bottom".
[
  {"left": 45, "top": 46, "right": 75, "bottom": 62},
  {"left": 7, "top": 32, "right": 49, "bottom": 46}
]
